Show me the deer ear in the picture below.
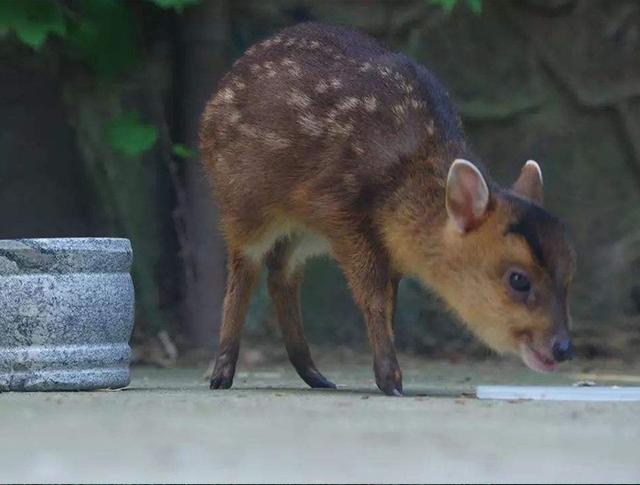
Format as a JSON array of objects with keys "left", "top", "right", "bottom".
[
  {"left": 512, "top": 160, "right": 543, "bottom": 205},
  {"left": 446, "top": 159, "right": 490, "bottom": 233}
]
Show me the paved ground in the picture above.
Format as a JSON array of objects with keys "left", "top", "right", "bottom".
[{"left": 1, "top": 356, "right": 639, "bottom": 483}]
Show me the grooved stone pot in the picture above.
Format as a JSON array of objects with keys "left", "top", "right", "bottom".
[{"left": 0, "top": 238, "right": 134, "bottom": 391}]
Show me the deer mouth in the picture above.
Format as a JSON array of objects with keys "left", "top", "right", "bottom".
[{"left": 519, "top": 341, "right": 557, "bottom": 373}]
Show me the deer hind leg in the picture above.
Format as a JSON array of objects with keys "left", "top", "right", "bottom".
[
  {"left": 266, "top": 236, "right": 336, "bottom": 389},
  {"left": 210, "top": 248, "right": 260, "bottom": 390}
]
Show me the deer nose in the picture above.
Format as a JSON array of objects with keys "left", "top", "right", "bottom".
[{"left": 552, "top": 339, "right": 574, "bottom": 362}]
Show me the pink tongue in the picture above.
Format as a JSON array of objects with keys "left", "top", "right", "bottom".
[{"left": 520, "top": 344, "right": 557, "bottom": 373}]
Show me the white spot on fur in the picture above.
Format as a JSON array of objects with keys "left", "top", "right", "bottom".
[
  {"left": 352, "top": 143, "right": 365, "bottom": 156},
  {"left": 330, "top": 77, "right": 342, "bottom": 89},
  {"left": 214, "top": 87, "right": 235, "bottom": 104},
  {"left": 263, "top": 61, "right": 277, "bottom": 77},
  {"left": 288, "top": 65, "right": 302, "bottom": 78},
  {"left": 238, "top": 124, "right": 290, "bottom": 149},
  {"left": 263, "top": 131, "right": 291, "bottom": 149},
  {"left": 401, "top": 81, "right": 415, "bottom": 94},
  {"left": 337, "top": 96, "right": 359, "bottom": 111},
  {"left": 392, "top": 104, "right": 406, "bottom": 116},
  {"left": 343, "top": 173, "right": 358, "bottom": 188},
  {"left": 215, "top": 153, "right": 226, "bottom": 167},
  {"left": 288, "top": 89, "right": 311, "bottom": 109},
  {"left": 298, "top": 113, "right": 324, "bottom": 137},
  {"left": 391, "top": 104, "right": 406, "bottom": 124},
  {"left": 228, "top": 109, "right": 241, "bottom": 124},
  {"left": 238, "top": 124, "right": 259, "bottom": 139},
  {"left": 309, "top": 40, "right": 320, "bottom": 49},
  {"left": 363, "top": 95, "right": 377, "bottom": 112},
  {"left": 378, "top": 66, "right": 392, "bottom": 77},
  {"left": 315, "top": 80, "right": 329, "bottom": 93},
  {"left": 359, "top": 62, "right": 372, "bottom": 72},
  {"left": 231, "top": 77, "right": 246, "bottom": 90},
  {"left": 326, "top": 108, "right": 339, "bottom": 122},
  {"left": 328, "top": 121, "right": 354, "bottom": 137},
  {"left": 284, "top": 37, "right": 296, "bottom": 47}
]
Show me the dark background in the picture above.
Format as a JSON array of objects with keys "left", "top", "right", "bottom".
[{"left": 1, "top": 0, "right": 639, "bottom": 364}]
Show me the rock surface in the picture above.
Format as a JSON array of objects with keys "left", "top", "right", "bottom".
[{"left": 0, "top": 238, "right": 134, "bottom": 391}]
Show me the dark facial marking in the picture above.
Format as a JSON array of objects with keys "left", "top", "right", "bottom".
[
  {"left": 503, "top": 194, "right": 573, "bottom": 286},
  {"left": 506, "top": 204, "right": 549, "bottom": 267}
]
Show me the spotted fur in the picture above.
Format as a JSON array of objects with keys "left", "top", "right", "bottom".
[{"left": 200, "top": 22, "right": 576, "bottom": 395}]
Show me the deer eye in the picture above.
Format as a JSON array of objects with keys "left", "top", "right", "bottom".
[{"left": 508, "top": 271, "right": 531, "bottom": 293}]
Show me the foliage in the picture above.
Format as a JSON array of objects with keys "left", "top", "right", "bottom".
[
  {"left": 0, "top": 0, "right": 201, "bottom": 335},
  {"left": 430, "top": 0, "right": 482, "bottom": 15},
  {"left": 108, "top": 112, "right": 159, "bottom": 158},
  {"left": 150, "top": 0, "right": 201, "bottom": 13},
  {"left": 0, "top": 0, "right": 66, "bottom": 49},
  {"left": 172, "top": 144, "right": 196, "bottom": 159},
  {"left": 0, "top": 0, "right": 198, "bottom": 78},
  {"left": 64, "top": 0, "right": 140, "bottom": 79}
]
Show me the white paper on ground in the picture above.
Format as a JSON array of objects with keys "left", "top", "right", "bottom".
[{"left": 476, "top": 385, "right": 640, "bottom": 401}]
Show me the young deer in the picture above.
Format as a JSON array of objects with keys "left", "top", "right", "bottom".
[{"left": 199, "top": 23, "right": 576, "bottom": 396}]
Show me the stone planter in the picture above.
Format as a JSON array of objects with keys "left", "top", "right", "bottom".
[{"left": 0, "top": 238, "right": 134, "bottom": 391}]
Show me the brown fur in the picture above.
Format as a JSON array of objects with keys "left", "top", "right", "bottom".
[{"left": 200, "top": 23, "right": 576, "bottom": 395}]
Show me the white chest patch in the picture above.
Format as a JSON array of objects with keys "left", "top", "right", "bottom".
[
  {"left": 287, "top": 231, "right": 332, "bottom": 275},
  {"left": 242, "top": 224, "right": 331, "bottom": 274}
]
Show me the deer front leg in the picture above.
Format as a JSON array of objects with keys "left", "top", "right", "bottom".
[{"left": 334, "top": 234, "right": 403, "bottom": 396}]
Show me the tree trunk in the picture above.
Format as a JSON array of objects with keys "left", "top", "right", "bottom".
[{"left": 178, "top": 1, "right": 230, "bottom": 349}]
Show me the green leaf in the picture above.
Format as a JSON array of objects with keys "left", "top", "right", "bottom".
[
  {"left": 466, "top": 0, "right": 482, "bottom": 14},
  {"left": 0, "top": 0, "right": 66, "bottom": 49},
  {"left": 429, "top": 0, "right": 458, "bottom": 14},
  {"left": 107, "top": 112, "right": 158, "bottom": 157},
  {"left": 149, "top": 0, "right": 200, "bottom": 13},
  {"left": 172, "top": 144, "right": 195, "bottom": 159},
  {"left": 64, "top": 0, "right": 138, "bottom": 78},
  {"left": 429, "top": 0, "right": 482, "bottom": 15}
]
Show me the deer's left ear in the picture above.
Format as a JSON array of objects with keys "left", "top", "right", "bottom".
[{"left": 512, "top": 160, "right": 543, "bottom": 206}]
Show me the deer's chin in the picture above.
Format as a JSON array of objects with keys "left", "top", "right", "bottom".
[{"left": 519, "top": 342, "right": 557, "bottom": 373}]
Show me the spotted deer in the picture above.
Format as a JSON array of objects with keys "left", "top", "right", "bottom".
[{"left": 199, "top": 23, "right": 576, "bottom": 396}]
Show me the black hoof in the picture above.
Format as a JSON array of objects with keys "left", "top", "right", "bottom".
[
  {"left": 304, "top": 371, "right": 337, "bottom": 389},
  {"left": 296, "top": 366, "right": 337, "bottom": 389},
  {"left": 209, "top": 362, "right": 235, "bottom": 389},
  {"left": 375, "top": 361, "right": 403, "bottom": 396},
  {"left": 210, "top": 374, "right": 234, "bottom": 389},
  {"left": 376, "top": 377, "right": 403, "bottom": 396}
]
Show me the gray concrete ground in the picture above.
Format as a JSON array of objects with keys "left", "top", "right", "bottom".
[{"left": 1, "top": 356, "right": 639, "bottom": 483}]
